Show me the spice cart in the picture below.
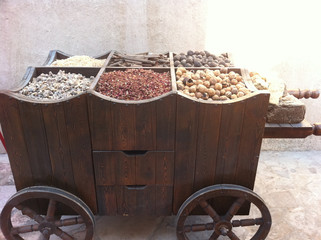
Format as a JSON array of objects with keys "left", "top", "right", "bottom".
[{"left": 0, "top": 50, "right": 320, "bottom": 240}]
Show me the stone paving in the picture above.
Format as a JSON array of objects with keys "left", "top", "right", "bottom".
[{"left": 0, "top": 151, "right": 320, "bottom": 240}]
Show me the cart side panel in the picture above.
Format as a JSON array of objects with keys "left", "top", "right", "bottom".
[
  {"left": 0, "top": 94, "right": 33, "bottom": 189},
  {"left": 173, "top": 92, "right": 270, "bottom": 215},
  {"left": 173, "top": 96, "right": 199, "bottom": 213},
  {"left": 18, "top": 101, "right": 52, "bottom": 185},
  {"left": 42, "top": 103, "right": 76, "bottom": 194},
  {"left": 88, "top": 93, "right": 176, "bottom": 151},
  {"left": 235, "top": 93, "right": 270, "bottom": 189},
  {"left": 64, "top": 95, "right": 97, "bottom": 213}
]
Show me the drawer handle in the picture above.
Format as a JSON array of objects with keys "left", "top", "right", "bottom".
[
  {"left": 126, "top": 185, "right": 147, "bottom": 190},
  {"left": 122, "top": 150, "right": 148, "bottom": 156}
]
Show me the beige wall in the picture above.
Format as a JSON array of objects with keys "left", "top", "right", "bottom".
[{"left": 1, "top": 0, "right": 320, "bottom": 150}]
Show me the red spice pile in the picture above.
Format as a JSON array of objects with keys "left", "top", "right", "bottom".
[{"left": 96, "top": 69, "right": 171, "bottom": 100}]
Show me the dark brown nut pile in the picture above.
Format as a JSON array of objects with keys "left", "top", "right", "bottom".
[
  {"left": 176, "top": 67, "right": 250, "bottom": 101},
  {"left": 108, "top": 52, "right": 170, "bottom": 67},
  {"left": 19, "top": 70, "right": 94, "bottom": 100},
  {"left": 173, "top": 50, "right": 233, "bottom": 68},
  {"left": 97, "top": 69, "right": 171, "bottom": 100}
]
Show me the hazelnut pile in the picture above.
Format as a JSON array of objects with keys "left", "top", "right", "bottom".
[
  {"left": 176, "top": 67, "right": 250, "bottom": 101},
  {"left": 173, "top": 50, "right": 233, "bottom": 68}
]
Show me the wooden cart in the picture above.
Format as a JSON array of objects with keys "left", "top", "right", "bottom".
[{"left": 0, "top": 50, "right": 320, "bottom": 240}]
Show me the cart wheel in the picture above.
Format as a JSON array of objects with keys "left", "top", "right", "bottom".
[
  {"left": 0, "top": 186, "right": 95, "bottom": 240},
  {"left": 176, "top": 184, "right": 271, "bottom": 240}
]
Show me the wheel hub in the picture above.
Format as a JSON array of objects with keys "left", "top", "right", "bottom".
[
  {"left": 215, "top": 220, "right": 232, "bottom": 236},
  {"left": 39, "top": 221, "right": 56, "bottom": 236}
]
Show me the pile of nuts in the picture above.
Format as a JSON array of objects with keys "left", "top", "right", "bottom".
[
  {"left": 176, "top": 67, "right": 250, "bottom": 100},
  {"left": 51, "top": 56, "right": 105, "bottom": 67},
  {"left": 249, "top": 72, "right": 269, "bottom": 90},
  {"left": 96, "top": 69, "right": 171, "bottom": 100},
  {"left": 19, "top": 70, "right": 94, "bottom": 100},
  {"left": 174, "top": 50, "right": 233, "bottom": 68}
]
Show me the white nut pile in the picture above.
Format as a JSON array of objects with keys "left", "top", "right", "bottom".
[
  {"left": 19, "top": 70, "right": 94, "bottom": 100},
  {"left": 176, "top": 67, "right": 250, "bottom": 100},
  {"left": 51, "top": 56, "right": 105, "bottom": 67}
]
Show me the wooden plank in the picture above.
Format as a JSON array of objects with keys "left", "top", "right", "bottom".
[
  {"left": 215, "top": 101, "right": 245, "bottom": 184},
  {"left": 19, "top": 101, "right": 52, "bottom": 185},
  {"left": 136, "top": 152, "right": 155, "bottom": 185},
  {"left": 93, "top": 151, "right": 116, "bottom": 185},
  {"left": 87, "top": 94, "right": 113, "bottom": 150},
  {"left": 116, "top": 152, "right": 136, "bottom": 185},
  {"left": 173, "top": 95, "right": 199, "bottom": 214},
  {"left": 96, "top": 186, "right": 117, "bottom": 215},
  {"left": 116, "top": 185, "right": 136, "bottom": 216},
  {"left": 156, "top": 94, "right": 176, "bottom": 150},
  {"left": 137, "top": 186, "right": 155, "bottom": 215},
  {"left": 264, "top": 120, "right": 313, "bottom": 138},
  {"left": 64, "top": 95, "right": 97, "bottom": 213},
  {"left": 235, "top": 94, "right": 269, "bottom": 189},
  {"left": 155, "top": 151, "right": 174, "bottom": 186},
  {"left": 111, "top": 103, "right": 136, "bottom": 150},
  {"left": 155, "top": 186, "right": 173, "bottom": 215},
  {"left": 135, "top": 102, "right": 156, "bottom": 150},
  {"left": 42, "top": 103, "right": 76, "bottom": 193},
  {"left": 116, "top": 185, "right": 156, "bottom": 216},
  {"left": 0, "top": 95, "right": 33, "bottom": 190},
  {"left": 194, "top": 103, "right": 222, "bottom": 191}
]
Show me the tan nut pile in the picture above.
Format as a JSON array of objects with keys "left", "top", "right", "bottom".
[
  {"left": 176, "top": 67, "right": 250, "bottom": 100},
  {"left": 249, "top": 72, "right": 269, "bottom": 90}
]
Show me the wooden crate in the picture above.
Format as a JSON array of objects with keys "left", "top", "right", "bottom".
[
  {"left": 0, "top": 67, "right": 101, "bottom": 213},
  {"left": 0, "top": 52, "right": 271, "bottom": 217},
  {"left": 87, "top": 67, "right": 177, "bottom": 151},
  {"left": 173, "top": 90, "right": 270, "bottom": 214}
]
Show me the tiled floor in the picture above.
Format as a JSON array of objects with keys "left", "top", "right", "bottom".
[{"left": 0, "top": 151, "right": 320, "bottom": 240}]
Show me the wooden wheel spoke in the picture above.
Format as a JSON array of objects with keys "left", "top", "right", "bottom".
[
  {"left": 11, "top": 224, "right": 40, "bottom": 234},
  {"left": 209, "top": 231, "right": 220, "bottom": 240},
  {"left": 183, "top": 222, "right": 214, "bottom": 232},
  {"left": 54, "top": 216, "right": 84, "bottom": 228},
  {"left": 54, "top": 227, "right": 74, "bottom": 240},
  {"left": 198, "top": 200, "right": 220, "bottom": 222},
  {"left": 46, "top": 199, "right": 57, "bottom": 221},
  {"left": 41, "top": 233, "right": 50, "bottom": 240},
  {"left": 227, "top": 230, "right": 240, "bottom": 240},
  {"left": 232, "top": 218, "right": 263, "bottom": 227},
  {"left": 224, "top": 198, "right": 246, "bottom": 221},
  {"left": 17, "top": 204, "right": 45, "bottom": 223}
]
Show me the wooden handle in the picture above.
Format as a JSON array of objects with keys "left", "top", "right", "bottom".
[
  {"left": 313, "top": 123, "right": 321, "bottom": 136},
  {"left": 287, "top": 89, "right": 320, "bottom": 99}
]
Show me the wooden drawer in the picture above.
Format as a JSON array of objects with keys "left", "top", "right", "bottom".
[
  {"left": 93, "top": 151, "right": 174, "bottom": 215},
  {"left": 93, "top": 151, "right": 174, "bottom": 186},
  {"left": 96, "top": 185, "right": 173, "bottom": 216}
]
